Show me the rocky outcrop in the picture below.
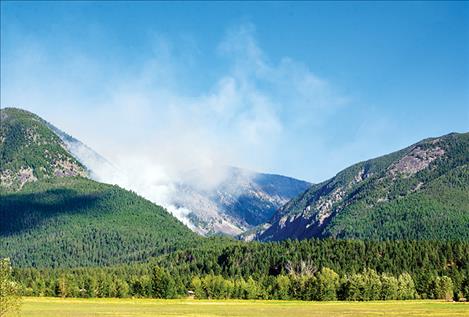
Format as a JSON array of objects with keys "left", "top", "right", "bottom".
[
  {"left": 171, "top": 167, "right": 311, "bottom": 236},
  {"left": 252, "top": 132, "right": 465, "bottom": 242},
  {"left": 388, "top": 146, "right": 445, "bottom": 177}
]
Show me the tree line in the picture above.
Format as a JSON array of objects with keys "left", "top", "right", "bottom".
[
  {"left": 10, "top": 264, "right": 460, "bottom": 301},
  {"left": 9, "top": 238, "right": 469, "bottom": 301}
]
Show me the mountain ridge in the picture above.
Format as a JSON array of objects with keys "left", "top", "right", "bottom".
[
  {"left": 0, "top": 107, "right": 88, "bottom": 191},
  {"left": 0, "top": 107, "right": 312, "bottom": 237},
  {"left": 173, "top": 166, "right": 311, "bottom": 235},
  {"left": 0, "top": 107, "right": 199, "bottom": 267},
  {"left": 249, "top": 131, "right": 469, "bottom": 241}
]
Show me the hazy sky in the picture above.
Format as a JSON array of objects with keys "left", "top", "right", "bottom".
[{"left": 2, "top": 1, "right": 468, "bottom": 182}]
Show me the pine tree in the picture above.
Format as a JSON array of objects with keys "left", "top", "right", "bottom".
[{"left": 151, "top": 266, "right": 175, "bottom": 299}]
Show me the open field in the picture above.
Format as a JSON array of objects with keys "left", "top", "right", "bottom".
[{"left": 17, "top": 297, "right": 469, "bottom": 317}]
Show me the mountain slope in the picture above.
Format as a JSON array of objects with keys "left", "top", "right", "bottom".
[
  {"left": 46, "top": 121, "right": 119, "bottom": 183},
  {"left": 0, "top": 107, "right": 198, "bottom": 267},
  {"left": 0, "top": 108, "right": 310, "bottom": 239},
  {"left": 253, "top": 132, "right": 469, "bottom": 241},
  {"left": 172, "top": 167, "right": 311, "bottom": 235},
  {"left": 0, "top": 108, "right": 87, "bottom": 190}
]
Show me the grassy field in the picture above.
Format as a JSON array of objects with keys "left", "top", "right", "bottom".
[{"left": 16, "top": 297, "right": 469, "bottom": 317}]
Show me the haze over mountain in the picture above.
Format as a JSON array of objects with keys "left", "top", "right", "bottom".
[
  {"left": 0, "top": 107, "right": 310, "bottom": 236},
  {"left": 57, "top": 133, "right": 311, "bottom": 235},
  {"left": 173, "top": 167, "right": 310, "bottom": 235},
  {"left": 248, "top": 132, "right": 469, "bottom": 242},
  {"left": 51, "top": 122, "right": 310, "bottom": 236},
  {"left": 2, "top": 107, "right": 469, "bottom": 269},
  {"left": 0, "top": 107, "right": 198, "bottom": 267}
]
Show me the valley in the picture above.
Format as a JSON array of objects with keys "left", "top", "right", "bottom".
[
  {"left": 1, "top": 2, "right": 468, "bottom": 316},
  {"left": 1, "top": 107, "right": 468, "bottom": 313}
]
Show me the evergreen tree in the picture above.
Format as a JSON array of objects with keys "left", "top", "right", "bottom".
[
  {"left": 84, "top": 276, "right": 97, "bottom": 298},
  {"left": 151, "top": 266, "right": 175, "bottom": 299}
]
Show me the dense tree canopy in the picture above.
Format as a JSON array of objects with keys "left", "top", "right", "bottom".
[
  {"left": 0, "top": 177, "right": 199, "bottom": 268},
  {"left": 9, "top": 239, "right": 469, "bottom": 301}
]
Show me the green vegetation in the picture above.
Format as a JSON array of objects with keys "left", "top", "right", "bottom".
[
  {"left": 18, "top": 297, "right": 469, "bottom": 317},
  {"left": 0, "top": 177, "right": 199, "bottom": 267},
  {"left": 0, "top": 108, "right": 199, "bottom": 268},
  {"left": 0, "top": 258, "right": 21, "bottom": 316},
  {"left": 326, "top": 152, "right": 469, "bottom": 241},
  {"left": 1, "top": 107, "right": 468, "bottom": 307},
  {"left": 10, "top": 239, "right": 469, "bottom": 301},
  {"left": 259, "top": 132, "right": 469, "bottom": 241},
  {"left": 0, "top": 108, "right": 86, "bottom": 190}
]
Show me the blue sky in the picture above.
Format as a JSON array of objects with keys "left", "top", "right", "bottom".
[{"left": 1, "top": 1, "right": 468, "bottom": 182}]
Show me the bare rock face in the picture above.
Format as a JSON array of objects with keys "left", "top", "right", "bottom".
[
  {"left": 171, "top": 166, "right": 311, "bottom": 236},
  {"left": 298, "top": 167, "right": 371, "bottom": 227},
  {"left": 53, "top": 159, "right": 87, "bottom": 178},
  {"left": 1, "top": 167, "right": 39, "bottom": 190},
  {"left": 315, "top": 187, "right": 346, "bottom": 225},
  {"left": 388, "top": 146, "right": 445, "bottom": 177},
  {"left": 252, "top": 133, "right": 466, "bottom": 242},
  {"left": 0, "top": 170, "right": 13, "bottom": 188},
  {"left": 17, "top": 167, "right": 38, "bottom": 189}
]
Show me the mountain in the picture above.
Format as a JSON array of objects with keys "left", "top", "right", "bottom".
[
  {"left": 0, "top": 107, "right": 310, "bottom": 240},
  {"left": 249, "top": 132, "right": 469, "bottom": 242},
  {"left": 172, "top": 166, "right": 311, "bottom": 235},
  {"left": 45, "top": 121, "right": 120, "bottom": 183},
  {"left": 44, "top": 132, "right": 311, "bottom": 236},
  {"left": 0, "top": 108, "right": 88, "bottom": 190},
  {"left": 0, "top": 107, "right": 198, "bottom": 267}
]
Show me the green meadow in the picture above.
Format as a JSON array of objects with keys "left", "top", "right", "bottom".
[{"left": 18, "top": 297, "right": 469, "bottom": 317}]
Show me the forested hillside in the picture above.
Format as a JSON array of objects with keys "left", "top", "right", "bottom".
[
  {"left": 12, "top": 239, "right": 469, "bottom": 301},
  {"left": 0, "top": 108, "right": 87, "bottom": 190},
  {"left": 0, "top": 107, "right": 312, "bottom": 238},
  {"left": 253, "top": 132, "right": 469, "bottom": 241},
  {"left": 1, "top": 177, "right": 199, "bottom": 267},
  {"left": 2, "top": 106, "right": 468, "bottom": 302},
  {"left": 0, "top": 107, "right": 198, "bottom": 267}
]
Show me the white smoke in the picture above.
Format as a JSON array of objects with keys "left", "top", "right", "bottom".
[
  {"left": 60, "top": 135, "right": 196, "bottom": 227},
  {"left": 3, "top": 24, "right": 347, "bottom": 231}
]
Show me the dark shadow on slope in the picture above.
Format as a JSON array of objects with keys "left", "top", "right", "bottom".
[{"left": 0, "top": 188, "right": 103, "bottom": 235}]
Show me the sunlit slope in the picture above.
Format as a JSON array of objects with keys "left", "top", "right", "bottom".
[
  {"left": 255, "top": 132, "right": 469, "bottom": 241},
  {"left": 0, "top": 107, "right": 87, "bottom": 190}
]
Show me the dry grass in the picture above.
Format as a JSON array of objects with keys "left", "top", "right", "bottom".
[{"left": 18, "top": 297, "right": 469, "bottom": 317}]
